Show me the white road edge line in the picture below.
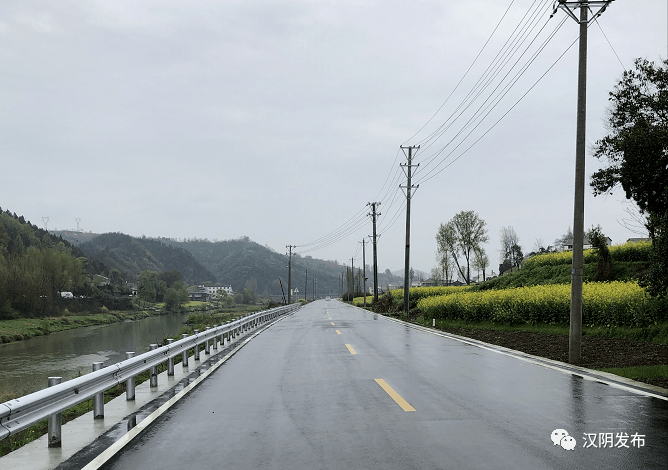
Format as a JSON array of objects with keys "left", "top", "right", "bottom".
[
  {"left": 81, "top": 314, "right": 292, "bottom": 470},
  {"left": 352, "top": 304, "right": 668, "bottom": 401}
]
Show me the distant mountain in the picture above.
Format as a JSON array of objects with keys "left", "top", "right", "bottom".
[
  {"left": 77, "top": 233, "right": 216, "bottom": 284},
  {"left": 58, "top": 230, "right": 400, "bottom": 297},
  {"left": 168, "top": 237, "right": 344, "bottom": 297}
]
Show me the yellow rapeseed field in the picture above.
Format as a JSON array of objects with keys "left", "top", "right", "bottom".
[{"left": 417, "top": 281, "right": 658, "bottom": 327}]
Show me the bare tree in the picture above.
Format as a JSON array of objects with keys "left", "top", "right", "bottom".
[
  {"left": 553, "top": 227, "right": 573, "bottom": 249},
  {"left": 435, "top": 248, "right": 456, "bottom": 285},
  {"left": 472, "top": 247, "right": 490, "bottom": 282},
  {"left": 499, "top": 226, "right": 520, "bottom": 266}
]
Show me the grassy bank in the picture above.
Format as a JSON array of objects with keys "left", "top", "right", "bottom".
[
  {"left": 0, "top": 301, "right": 268, "bottom": 344},
  {"left": 0, "top": 310, "right": 160, "bottom": 344}
]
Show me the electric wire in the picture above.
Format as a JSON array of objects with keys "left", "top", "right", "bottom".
[
  {"left": 414, "top": 2, "right": 557, "bottom": 172},
  {"left": 293, "top": 0, "right": 572, "bottom": 257},
  {"left": 410, "top": 0, "right": 552, "bottom": 151},
  {"left": 595, "top": 18, "right": 625, "bottom": 71},
  {"left": 415, "top": 32, "right": 580, "bottom": 186},
  {"left": 413, "top": 14, "right": 567, "bottom": 183},
  {"left": 402, "top": 0, "right": 518, "bottom": 146}
]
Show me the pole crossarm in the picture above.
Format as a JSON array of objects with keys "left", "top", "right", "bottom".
[{"left": 553, "top": 1, "right": 614, "bottom": 24}]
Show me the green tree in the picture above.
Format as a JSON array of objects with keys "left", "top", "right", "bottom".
[
  {"left": 164, "top": 280, "right": 189, "bottom": 312},
  {"left": 586, "top": 225, "right": 611, "bottom": 281},
  {"left": 242, "top": 287, "right": 257, "bottom": 304},
  {"left": 510, "top": 244, "right": 524, "bottom": 269},
  {"left": 137, "top": 270, "right": 158, "bottom": 302},
  {"left": 590, "top": 58, "right": 668, "bottom": 297},
  {"left": 436, "top": 210, "right": 489, "bottom": 285},
  {"left": 158, "top": 269, "right": 183, "bottom": 288}
]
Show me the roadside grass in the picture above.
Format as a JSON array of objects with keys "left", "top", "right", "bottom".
[
  {"left": 413, "top": 316, "right": 668, "bottom": 345},
  {"left": 410, "top": 316, "right": 668, "bottom": 387},
  {"left": 596, "top": 365, "right": 668, "bottom": 382}
]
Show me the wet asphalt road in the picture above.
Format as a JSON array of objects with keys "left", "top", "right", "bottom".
[{"left": 102, "top": 300, "right": 668, "bottom": 470}]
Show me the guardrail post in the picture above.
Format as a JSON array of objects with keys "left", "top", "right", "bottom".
[
  {"left": 93, "top": 362, "right": 104, "bottom": 419},
  {"left": 47, "top": 377, "right": 62, "bottom": 448},
  {"left": 204, "top": 327, "right": 211, "bottom": 355},
  {"left": 167, "top": 339, "right": 174, "bottom": 376},
  {"left": 193, "top": 330, "right": 200, "bottom": 360},
  {"left": 149, "top": 344, "right": 158, "bottom": 387},
  {"left": 126, "top": 352, "right": 135, "bottom": 400},
  {"left": 212, "top": 325, "right": 219, "bottom": 351},
  {"left": 182, "top": 333, "right": 189, "bottom": 367}
]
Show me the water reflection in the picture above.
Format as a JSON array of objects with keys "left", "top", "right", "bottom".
[{"left": 0, "top": 312, "right": 191, "bottom": 397}]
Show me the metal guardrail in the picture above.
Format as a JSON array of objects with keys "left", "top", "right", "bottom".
[{"left": 0, "top": 303, "right": 301, "bottom": 443}]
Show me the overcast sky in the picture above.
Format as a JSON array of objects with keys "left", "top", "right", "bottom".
[{"left": 1, "top": 0, "right": 666, "bottom": 275}]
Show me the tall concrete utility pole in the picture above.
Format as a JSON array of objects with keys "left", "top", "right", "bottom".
[
  {"left": 555, "top": 0, "right": 613, "bottom": 363},
  {"left": 361, "top": 238, "right": 367, "bottom": 307},
  {"left": 351, "top": 257, "right": 355, "bottom": 298},
  {"left": 367, "top": 202, "right": 381, "bottom": 303},
  {"left": 305, "top": 268, "right": 308, "bottom": 301},
  {"left": 286, "top": 245, "right": 295, "bottom": 304},
  {"left": 400, "top": 145, "right": 420, "bottom": 316}
]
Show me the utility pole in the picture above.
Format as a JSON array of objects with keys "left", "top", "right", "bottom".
[
  {"left": 305, "top": 268, "right": 308, "bottom": 301},
  {"left": 286, "top": 245, "right": 295, "bottom": 304},
  {"left": 555, "top": 0, "right": 613, "bottom": 364},
  {"left": 400, "top": 145, "right": 419, "bottom": 316},
  {"left": 351, "top": 257, "right": 355, "bottom": 299},
  {"left": 367, "top": 202, "right": 381, "bottom": 303},
  {"left": 361, "top": 238, "right": 367, "bottom": 307}
]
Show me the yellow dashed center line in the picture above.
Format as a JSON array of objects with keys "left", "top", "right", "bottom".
[
  {"left": 331, "top": 322, "right": 335, "bottom": 325},
  {"left": 335, "top": 330, "right": 341, "bottom": 335},
  {"left": 345, "top": 344, "right": 357, "bottom": 355},
  {"left": 375, "top": 379, "right": 415, "bottom": 412}
]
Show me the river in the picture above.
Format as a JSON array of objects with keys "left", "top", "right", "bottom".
[{"left": 0, "top": 312, "right": 192, "bottom": 399}]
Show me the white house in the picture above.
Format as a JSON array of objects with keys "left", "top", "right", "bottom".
[{"left": 204, "top": 285, "right": 233, "bottom": 296}]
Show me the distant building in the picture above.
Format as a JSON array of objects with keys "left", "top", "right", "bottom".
[
  {"left": 187, "top": 285, "right": 210, "bottom": 302},
  {"left": 626, "top": 237, "right": 651, "bottom": 244},
  {"left": 560, "top": 236, "right": 612, "bottom": 251},
  {"left": 204, "top": 285, "right": 233, "bottom": 296}
]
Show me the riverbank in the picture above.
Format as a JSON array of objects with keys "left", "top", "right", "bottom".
[{"left": 0, "top": 302, "right": 266, "bottom": 344}]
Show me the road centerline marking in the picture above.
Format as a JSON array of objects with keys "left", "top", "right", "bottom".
[
  {"left": 331, "top": 322, "right": 335, "bottom": 325},
  {"left": 335, "top": 330, "right": 341, "bottom": 335},
  {"left": 345, "top": 344, "right": 357, "bottom": 355},
  {"left": 375, "top": 379, "right": 415, "bottom": 412}
]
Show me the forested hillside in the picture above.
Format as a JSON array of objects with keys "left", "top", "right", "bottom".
[
  {"left": 0, "top": 208, "right": 107, "bottom": 318},
  {"left": 169, "top": 237, "right": 344, "bottom": 296},
  {"left": 78, "top": 233, "right": 216, "bottom": 284}
]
